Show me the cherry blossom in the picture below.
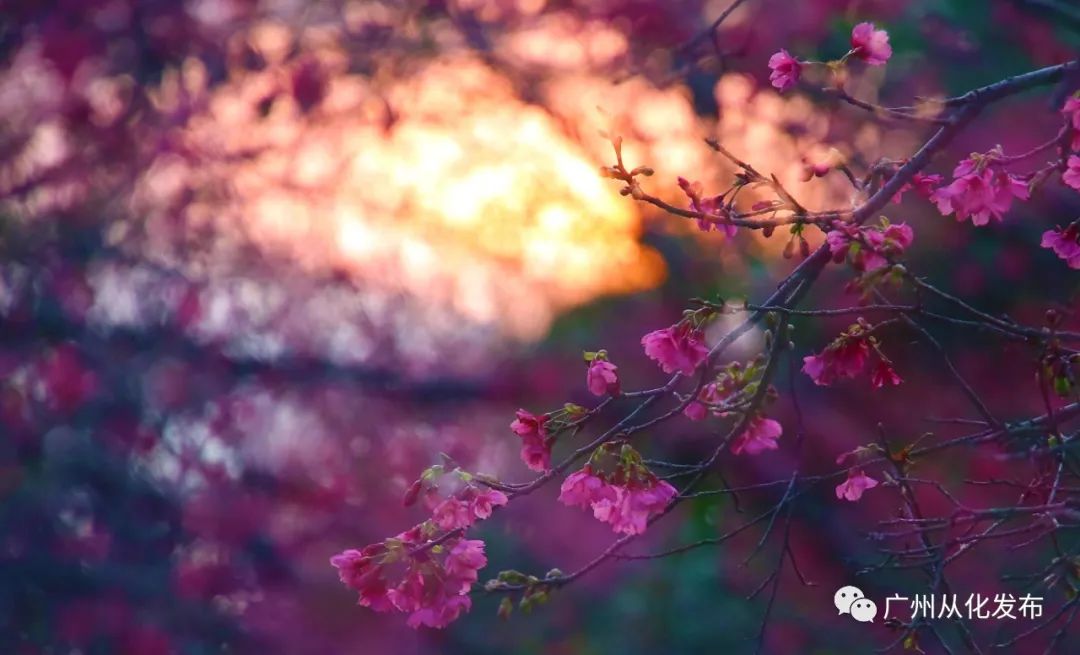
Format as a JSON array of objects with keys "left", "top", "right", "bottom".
[
  {"left": 1062, "top": 155, "right": 1080, "bottom": 191},
  {"left": 511, "top": 409, "right": 552, "bottom": 471},
  {"left": 850, "top": 22, "right": 892, "bottom": 66},
  {"left": 590, "top": 480, "right": 678, "bottom": 536},
  {"left": 558, "top": 467, "right": 609, "bottom": 509},
  {"left": 331, "top": 531, "right": 488, "bottom": 629},
  {"left": 677, "top": 177, "right": 737, "bottom": 236},
  {"left": 731, "top": 416, "right": 783, "bottom": 455},
  {"left": 1041, "top": 224, "right": 1080, "bottom": 269},
  {"left": 587, "top": 359, "right": 621, "bottom": 396},
  {"left": 827, "top": 221, "right": 915, "bottom": 272},
  {"left": 432, "top": 497, "right": 474, "bottom": 530},
  {"left": 835, "top": 470, "right": 879, "bottom": 502},
  {"left": 559, "top": 457, "right": 677, "bottom": 536},
  {"left": 330, "top": 546, "right": 394, "bottom": 611},
  {"left": 802, "top": 338, "right": 870, "bottom": 386},
  {"left": 641, "top": 323, "right": 710, "bottom": 375},
  {"left": 870, "top": 360, "right": 902, "bottom": 388},
  {"left": 892, "top": 172, "right": 943, "bottom": 204},
  {"left": 931, "top": 153, "right": 1030, "bottom": 226},
  {"left": 768, "top": 49, "right": 802, "bottom": 92},
  {"left": 682, "top": 382, "right": 725, "bottom": 421},
  {"left": 469, "top": 488, "right": 509, "bottom": 519}
]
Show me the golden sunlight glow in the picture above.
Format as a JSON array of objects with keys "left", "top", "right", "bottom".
[{"left": 124, "top": 8, "right": 867, "bottom": 340}]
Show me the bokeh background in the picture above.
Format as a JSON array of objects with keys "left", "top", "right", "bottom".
[{"left": 2, "top": 0, "right": 1079, "bottom": 653}]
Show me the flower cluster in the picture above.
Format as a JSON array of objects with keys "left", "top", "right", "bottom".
[
  {"left": 803, "top": 321, "right": 901, "bottom": 389},
  {"left": 429, "top": 486, "right": 509, "bottom": 530},
  {"left": 332, "top": 466, "right": 507, "bottom": 627},
  {"left": 931, "top": 150, "right": 1030, "bottom": 226},
  {"left": 559, "top": 446, "right": 677, "bottom": 536},
  {"left": 677, "top": 177, "right": 737, "bottom": 236},
  {"left": 681, "top": 359, "right": 785, "bottom": 456},
  {"left": 683, "top": 381, "right": 727, "bottom": 421},
  {"left": 511, "top": 409, "right": 553, "bottom": 472},
  {"left": 1042, "top": 223, "right": 1080, "bottom": 269},
  {"left": 331, "top": 528, "right": 487, "bottom": 628},
  {"left": 826, "top": 220, "right": 915, "bottom": 273},
  {"left": 641, "top": 321, "right": 711, "bottom": 375}
]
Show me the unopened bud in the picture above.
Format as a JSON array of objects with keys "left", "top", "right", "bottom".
[
  {"left": 782, "top": 238, "right": 795, "bottom": 259},
  {"left": 498, "top": 597, "right": 514, "bottom": 620},
  {"left": 403, "top": 479, "right": 423, "bottom": 507}
]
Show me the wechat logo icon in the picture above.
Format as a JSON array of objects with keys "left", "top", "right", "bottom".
[{"left": 835, "top": 585, "right": 878, "bottom": 623}]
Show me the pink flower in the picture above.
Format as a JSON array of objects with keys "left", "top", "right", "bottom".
[
  {"left": 592, "top": 480, "right": 677, "bottom": 536},
  {"left": 432, "top": 497, "right": 473, "bottom": 530},
  {"left": 1063, "top": 155, "right": 1080, "bottom": 191},
  {"left": 801, "top": 354, "right": 829, "bottom": 384},
  {"left": 860, "top": 223, "right": 913, "bottom": 271},
  {"left": 511, "top": 409, "right": 546, "bottom": 440},
  {"left": 641, "top": 323, "right": 710, "bottom": 375},
  {"left": 330, "top": 547, "right": 393, "bottom": 611},
  {"left": 827, "top": 222, "right": 914, "bottom": 272},
  {"left": 520, "top": 441, "right": 552, "bottom": 472},
  {"left": 882, "top": 223, "right": 915, "bottom": 248},
  {"left": 405, "top": 595, "right": 471, "bottom": 629},
  {"left": 768, "top": 49, "right": 802, "bottom": 92},
  {"left": 870, "top": 360, "right": 902, "bottom": 388},
  {"left": 387, "top": 570, "right": 426, "bottom": 613},
  {"left": 931, "top": 154, "right": 1030, "bottom": 226},
  {"left": 892, "top": 172, "right": 943, "bottom": 204},
  {"left": 1041, "top": 224, "right": 1080, "bottom": 269},
  {"left": 558, "top": 467, "right": 609, "bottom": 510},
  {"left": 511, "top": 409, "right": 552, "bottom": 471},
  {"left": 678, "top": 177, "right": 737, "bottom": 236},
  {"left": 1063, "top": 96, "right": 1080, "bottom": 150},
  {"left": 684, "top": 382, "right": 728, "bottom": 421},
  {"left": 732, "top": 416, "right": 783, "bottom": 455},
  {"left": 802, "top": 337, "right": 870, "bottom": 386},
  {"left": 469, "top": 488, "right": 508, "bottom": 519},
  {"left": 561, "top": 468, "right": 676, "bottom": 535},
  {"left": 836, "top": 470, "right": 879, "bottom": 502},
  {"left": 850, "top": 22, "right": 892, "bottom": 66},
  {"left": 334, "top": 533, "right": 488, "bottom": 629},
  {"left": 444, "top": 538, "right": 487, "bottom": 586},
  {"left": 587, "top": 359, "right": 620, "bottom": 396},
  {"left": 683, "top": 400, "right": 707, "bottom": 421}
]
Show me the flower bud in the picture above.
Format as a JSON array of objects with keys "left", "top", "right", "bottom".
[
  {"left": 498, "top": 597, "right": 514, "bottom": 620},
  {"left": 782, "top": 238, "right": 795, "bottom": 259},
  {"left": 402, "top": 479, "right": 423, "bottom": 507}
]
